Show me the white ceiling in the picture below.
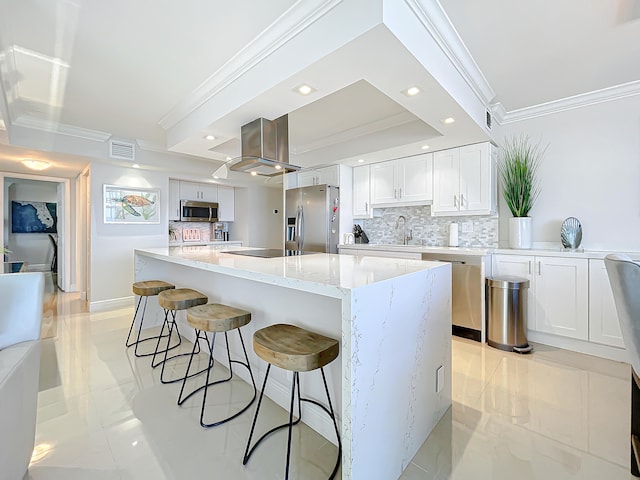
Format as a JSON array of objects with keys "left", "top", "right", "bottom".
[{"left": 0, "top": 0, "right": 638, "bottom": 179}]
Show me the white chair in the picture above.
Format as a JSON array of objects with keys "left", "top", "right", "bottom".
[
  {"left": 0, "top": 272, "right": 45, "bottom": 480},
  {"left": 604, "top": 254, "right": 640, "bottom": 477}
]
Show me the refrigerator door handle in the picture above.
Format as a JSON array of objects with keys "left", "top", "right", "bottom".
[{"left": 298, "top": 205, "right": 305, "bottom": 251}]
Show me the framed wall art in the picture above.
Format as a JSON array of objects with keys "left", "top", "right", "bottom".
[
  {"left": 11, "top": 201, "right": 58, "bottom": 233},
  {"left": 103, "top": 184, "right": 160, "bottom": 224}
]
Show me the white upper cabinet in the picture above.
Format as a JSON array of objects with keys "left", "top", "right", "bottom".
[
  {"left": 370, "top": 153, "right": 433, "bottom": 206},
  {"left": 179, "top": 181, "right": 218, "bottom": 202},
  {"left": 217, "top": 185, "right": 235, "bottom": 222},
  {"left": 433, "top": 142, "right": 495, "bottom": 216},
  {"left": 169, "top": 179, "right": 180, "bottom": 221},
  {"left": 352, "top": 165, "right": 372, "bottom": 218},
  {"left": 296, "top": 165, "right": 340, "bottom": 187}
]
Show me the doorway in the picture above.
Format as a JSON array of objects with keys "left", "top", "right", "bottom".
[{"left": 1, "top": 173, "right": 74, "bottom": 292}]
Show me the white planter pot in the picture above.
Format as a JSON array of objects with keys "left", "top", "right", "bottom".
[{"left": 509, "top": 217, "right": 532, "bottom": 249}]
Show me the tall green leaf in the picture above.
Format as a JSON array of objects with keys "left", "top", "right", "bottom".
[{"left": 498, "top": 135, "right": 545, "bottom": 217}]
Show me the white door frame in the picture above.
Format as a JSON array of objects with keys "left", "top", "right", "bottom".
[{"left": 0, "top": 172, "right": 73, "bottom": 292}]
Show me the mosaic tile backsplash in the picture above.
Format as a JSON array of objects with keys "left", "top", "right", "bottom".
[{"left": 359, "top": 205, "right": 499, "bottom": 247}]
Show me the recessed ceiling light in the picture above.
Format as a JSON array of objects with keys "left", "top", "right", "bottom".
[
  {"left": 294, "top": 84, "right": 316, "bottom": 95},
  {"left": 251, "top": 171, "right": 258, "bottom": 176},
  {"left": 132, "top": 163, "right": 140, "bottom": 169},
  {"left": 275, "top": 164, "right": 282, "bottom": 170},
  {"left": 358, "top": 159, "right": 365, "bottom": 163},
  {"left": 204, "top": 134, "right": 215, "bottom": 141},
  {"left": 421, "top": 145, "right": 430, "bottom": 150},
  {"left": 441, "top": 117, "right": 455, "bottom": 124},
  {"left": 22, "top": 159, "right": 50, "bottom": 171},
  {"left": 225, "top": 156, "right": 232, "bottom": 161},
  {"left": 405, "top": 86, "right": 421, "bottom": 96}
]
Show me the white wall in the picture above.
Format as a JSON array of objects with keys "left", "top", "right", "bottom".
[
  {"left": 498, "top": 95, "right": 640, "bottom": 251},
  {"left": 5, "top": 178, "right": 57, "bottom": 269},
  {"left": 234, "top": 186, "right": 283, "bottom": 249},
  {"left": 89, "top": 162, "right": 168, "bottom": 307}
]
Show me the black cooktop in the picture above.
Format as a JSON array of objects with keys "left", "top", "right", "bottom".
[{"left": 224, "top": 249, "right": 320, "bottom": 258}]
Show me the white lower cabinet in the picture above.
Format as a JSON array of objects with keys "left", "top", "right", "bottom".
[
  {"left": 492, "top": 254, "right": 588, "bottom": 340},
  {"left": 588, "top": 259, "right": 624, "bottom": 348}
]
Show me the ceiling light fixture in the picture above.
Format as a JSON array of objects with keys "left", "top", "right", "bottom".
[
  {"left": 294, "top": 84, "right": 316, "bottom": 95},
  {"left": 421, "top": 145, "right": 430, "bottom": 150},
  {"left": 22, "top": 159, "right": 51, "bottom": 171},
  {"left": 251, "top": 171, "right": 258, "bottom": 176},
  {"left": 204, "top": 134, "right": 215, "bottom": 141},
  {"left": 132, "top": 163, "right": 140, "bottom": 169},
  {"left": 405, "top": 86, "right": 421, "bottom": 96},
  {"left": 358, "top": 159, "right": 365, "bottom": 163},
  {"left": 441, "top": 117, "right": 455, "bottom": 124},
  {"left": 275, "top": 164, "right": 282, "bottom": 170}
]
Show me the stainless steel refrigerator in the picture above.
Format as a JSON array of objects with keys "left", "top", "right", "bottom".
[{"left": 285, "top": 184, "right": 340, "bottom": 253}]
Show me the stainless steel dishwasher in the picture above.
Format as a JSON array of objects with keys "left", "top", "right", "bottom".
[{"left": 421, "top": 252, "right": 485, "bottom": 342}]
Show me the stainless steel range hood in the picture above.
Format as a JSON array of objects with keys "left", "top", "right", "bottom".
[{"left": 230, "top": 115, "right": 301, "bottom": 177}]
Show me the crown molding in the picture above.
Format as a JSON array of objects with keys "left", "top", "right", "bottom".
[
  {"left": 136, "top": 139, "right": 167, "bottom": 153},
  {"left": 495, "top": 80, "right": 640, "bottom": 124},
  {"left": 404, "top": 0, "right": 495, "bottom": 106},
  {"left": 292, "top": 111, "right": 417, "bottom": 154},
  {"left": 12, "top": 115, "right": 111, "bottom": 142},
  {"left": 158, "top": 0, "right": 343, "bottom": 131}
]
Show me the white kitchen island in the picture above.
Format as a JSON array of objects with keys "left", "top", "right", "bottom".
[{"left": 134, "top": 245, "right": 451, "bottom": 480}]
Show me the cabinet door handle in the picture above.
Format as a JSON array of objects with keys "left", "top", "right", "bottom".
[
  {"left": 394, "top": 189, "right": 397, "bottom": 199},
  {"left": 528, "top": 260, "right": 532, "bottom": 275},
  {"left": 537, "top": 261, "right": 541, "bottom": 276},
  {"left": 454, "top": 195, "right": 458, "bottom": 208},
  {"left": 460, "top": 193, "right": 465, "bottom": 208},
  {"left": 365, "top": 201, "right": 368, "bottom": 213}
]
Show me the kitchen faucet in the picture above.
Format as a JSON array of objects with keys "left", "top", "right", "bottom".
[{"left": 395, "top": 215, "right": 412, "bottom": 245}]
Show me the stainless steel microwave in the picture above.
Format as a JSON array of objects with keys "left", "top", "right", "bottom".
[{"left": 179, "top": 200, "right": 218, "bottom": 222}]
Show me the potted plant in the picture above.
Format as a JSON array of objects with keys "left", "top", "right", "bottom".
[{"left": 498, "top": 135, "right": 545, "bottom": 249}]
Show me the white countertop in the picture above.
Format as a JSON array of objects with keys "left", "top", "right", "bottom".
[
  {"left": 136, "top": 245, "right": 447, "bottom": 298},
  {"left": 339, "top": 243, "right": 640, "bottom": 260},
  {"left": 168, "top": 240, "right": 241, "bottom": 247}
]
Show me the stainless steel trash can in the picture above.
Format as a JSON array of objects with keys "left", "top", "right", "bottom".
[{"left": 486, "top": 276, "right": 533, "bottom": 354}]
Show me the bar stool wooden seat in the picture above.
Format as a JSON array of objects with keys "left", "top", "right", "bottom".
[
  {"left": 177, "top": 303, "right": 256, "bottom": 428},
  {"left": 151, "top": 288, "right": 208, "bottom": 384},
  {"left": 126, "top": 280, "right": 175, "bottom": 357},
  {"left": 243, "top": 324, "right": 341, "bottom": 480}
]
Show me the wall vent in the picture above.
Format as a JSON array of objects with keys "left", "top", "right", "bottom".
[
  {"left": 110, "top": 140, "right": 135, "bottom": 160},
  {"left": 485, "top": 110, "right": 492, "bottom": 131}
]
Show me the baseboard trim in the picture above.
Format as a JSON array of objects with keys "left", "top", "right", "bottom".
[
  {"left": 89, "top": 296, "right": 134, "bottom": 312},
  {"left": 527, "top": 330, "right": 629, "bottom": 363}
]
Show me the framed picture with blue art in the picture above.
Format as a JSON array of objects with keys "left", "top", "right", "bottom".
[
  {"left": 103, "top": 184, "right": 160, "bottom": 224},
  {"left": 11, "top": 201, "right": 57, "bottom": 233}
]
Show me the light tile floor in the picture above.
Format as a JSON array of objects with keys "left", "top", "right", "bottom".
[{"left": 24, "top": 288, "right": 635, "bottom": 479}]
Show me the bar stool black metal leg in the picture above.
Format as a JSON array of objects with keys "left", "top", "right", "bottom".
[
  {"left": 320, "top": 367, "right": 341, "bottom": 480},
  {"left": 243, "top": 365, "right": 302, "bottom": 467},
  {"left": 150, "top": 308, "right": 172, "bottom": 368},
  {"left": 284, "top": 371, "right": 300, "bottom": 480},
  {"left": 125, "top": 295, "right": 144, "bottom": 347},
  {"left": 158, "top": 316, "right": 205, "bottom": 384},
  {"left": 178, "top": 329, "right": 257, "bottom": 428},
  {"left": 243, "top": 363, "right": 272, "bottom": 465},
  {"left": 177, "top": 329, "right": 212, "bottom": 405}
]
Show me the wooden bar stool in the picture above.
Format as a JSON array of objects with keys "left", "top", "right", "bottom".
[
  {"left": 151, "top": 288, "right": 208, "bottom": 384},
  {"left": 126, "top": 280, "right": 175, "bottom": 357},
  {"left": 242, "top": 324, "right": 341, "bottom": 480},
  {"left": 177, "top": 303, "right": 257, "bottom": 428}
]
